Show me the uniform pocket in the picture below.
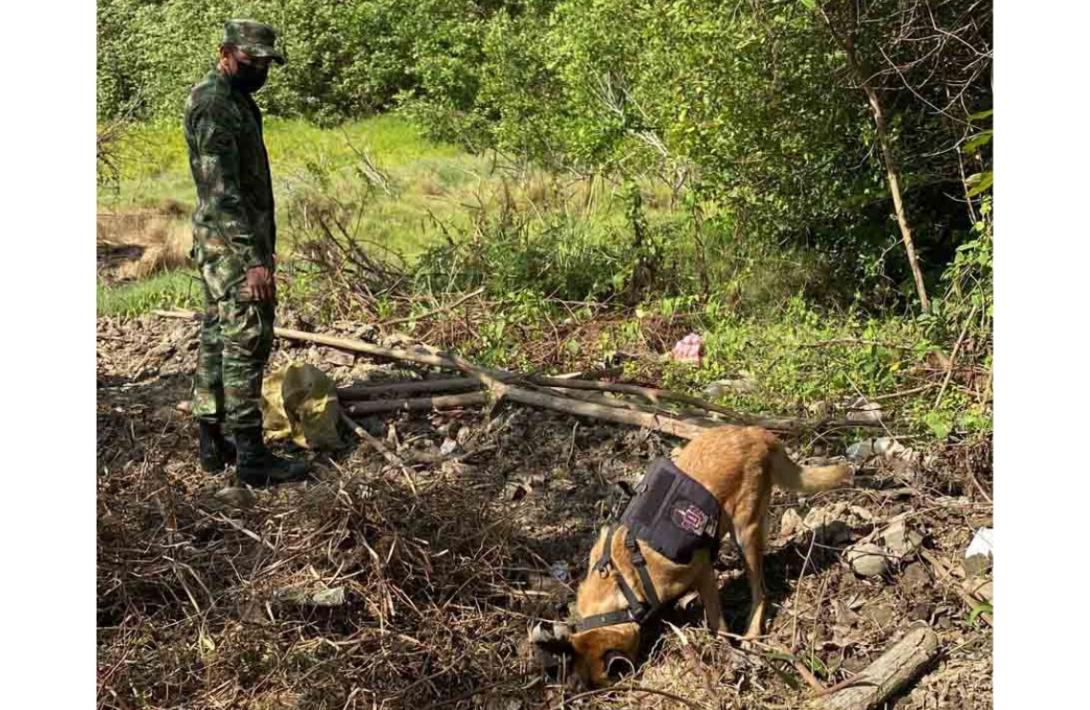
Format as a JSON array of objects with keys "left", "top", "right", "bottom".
[{"left": 201, "top": 251, "right": 247, "bottom": 302}]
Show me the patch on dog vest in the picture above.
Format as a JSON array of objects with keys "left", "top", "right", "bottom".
[{"left": 620, "top": 458, "right": 722, "bottom": 564}]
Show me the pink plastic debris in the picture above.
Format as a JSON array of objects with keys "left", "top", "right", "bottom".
[{"left": 670, "top": 333, "right": 704, "bottom": 366}]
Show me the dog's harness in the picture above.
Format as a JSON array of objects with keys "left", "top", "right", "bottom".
[{"left": 574, "top": 458, "right": 723, "bottom": 633}]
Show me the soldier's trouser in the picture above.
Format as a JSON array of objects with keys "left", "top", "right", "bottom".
[{"left": 192, "top": 279, "right": 274, "bottom": 435}]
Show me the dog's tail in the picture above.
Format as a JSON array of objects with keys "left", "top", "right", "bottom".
[{"left": 768, "top": 441, "right": 852, "bottom": 494}]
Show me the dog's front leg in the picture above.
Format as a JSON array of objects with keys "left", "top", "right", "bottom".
[{"left": 696, "top": 565, "right": 727, "bottom": 633}]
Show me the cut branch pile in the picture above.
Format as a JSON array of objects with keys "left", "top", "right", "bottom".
[{"left": 154, "top": 309, "right": 883, "bottom": 439}]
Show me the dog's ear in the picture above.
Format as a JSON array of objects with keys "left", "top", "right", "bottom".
[
  {"left": 530, "top": 622, "right": 575, "bottom": 658},
  {"left": 603, "top": 649, "right": 635, "bottom": 680}
]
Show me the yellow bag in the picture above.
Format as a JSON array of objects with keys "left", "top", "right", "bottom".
[{"left": 262, "top": 362, "right": 343, "bottom": 450}]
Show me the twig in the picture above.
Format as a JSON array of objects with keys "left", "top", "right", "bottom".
[
  {"left": 340, "top": 413, "right": 418, "bottom": 497},
  {"left": 919, "top": 549, "right": 991, "bottom": 626},
  {"left": 935, "top": 302, "right": 979, "bottom": 408},
  {"left": 380, "top": 287, "right": 484, "bottom": 328}
]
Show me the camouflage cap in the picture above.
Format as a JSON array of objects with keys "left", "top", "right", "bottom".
[{"left": 222, "top": 19, "right": 286, "bottom": 64}]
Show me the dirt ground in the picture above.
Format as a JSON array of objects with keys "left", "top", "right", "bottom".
[{"left": 97, "top": 313, "right": 993, "bottom": 709}]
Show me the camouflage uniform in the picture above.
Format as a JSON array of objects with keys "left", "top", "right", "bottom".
[{"left": 185, "top": 20, "right": 285, "bottom": 437}]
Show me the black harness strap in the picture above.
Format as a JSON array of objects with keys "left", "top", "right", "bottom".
[
  {"left": 575, "top": 524, "right": 660, "bottom": 633},
  {"left": 625, "top": 525, "right": 660, "bottom": 609}
]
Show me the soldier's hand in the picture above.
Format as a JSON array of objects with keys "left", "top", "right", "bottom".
[{"left": 245, "top": 266, "right": 275, "bottom": 302}]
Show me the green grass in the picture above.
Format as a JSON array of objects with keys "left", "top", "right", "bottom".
[
  {"left": 97, "top": 270, "right": 203, "bottom": 318},
  {"left": 98, "top": 114, "right": 496, "bottom": 260}
]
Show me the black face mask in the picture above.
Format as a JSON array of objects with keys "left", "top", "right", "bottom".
[{"left": 230, "top": 62, "right": 269, "bottom": 94}]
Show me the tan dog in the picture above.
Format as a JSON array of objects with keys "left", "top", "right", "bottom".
[{"left": 534, "top": 425, "right": 852, "bottom": 688}]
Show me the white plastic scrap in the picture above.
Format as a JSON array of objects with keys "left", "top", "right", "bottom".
[{"left": 965, "top": 527, "right": 993, "bottom": 560}]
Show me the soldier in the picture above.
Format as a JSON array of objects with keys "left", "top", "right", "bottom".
[{"left": 184, "top": 19, "right": 308, "bottom": 486}]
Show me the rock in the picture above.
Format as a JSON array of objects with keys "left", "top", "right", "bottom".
[
  {"left": 380, "top": 333, "right": 413, "bottom": 349},
  {"left": 439, "top": 437, "right": 459, "bottom": 457},
  {"left": 883, "top": 519, "right": 924, "bottom": 559},
  {"left": 275, "top": 586, "right": 346, "bottom": 607},
  {"left": 907, "top": 602, "right": 933, "bottom": 622},
  {"left": 861, "top": 602, "right": 896, "bottom": 627},
  {"left": 214, "top": 486, "right": 257, "bottom": 509},
  {"left": 902, "top": 562, "right": 931, "bottom": 590},
  {"left": 779, "top": 508, "right": 806, "bottom": 541},
  {"left": 324, "top": 349, "right": 355, "bottom": 367},
  {"left": 847, "top": 543, "right": 889, "bottom": 577},
  {"left": 963, "top": 577, "right": 993, "bottom": 603},
  {"left": 702, "top": 375, "right": 757, "bottom": 398},
  {"left": 847, "top": 398, "right": 885, "bottom": 423},
  {"left": 352, "top": 324, "right": 377, "bottom": 341},
  {"left": 846, "top": 436, "right": 906, "bottom": 461},
  {"left": 176, "top": 400, "right": 193, "bottom": 414},
  {"left": 803, "top": 503, "right": 854, "bottom": 545}
]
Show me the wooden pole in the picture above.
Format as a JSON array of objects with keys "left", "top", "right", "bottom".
[{"left": 805, "top": 626, "right": 939, "bottom": 710}]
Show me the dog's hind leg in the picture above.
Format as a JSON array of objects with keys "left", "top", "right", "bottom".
[
  {"left": 733, "top": 477, "right": 771, "bottom": 640},
  {"left": 735, "top": 518, "right": 767, "bottom": 639}
]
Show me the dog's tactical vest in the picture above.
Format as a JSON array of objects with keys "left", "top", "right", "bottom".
[
  {"left": 574, "top": 458, "right": 723, "bottom": 633},
  {"left": 621, "top": 457, "right": 722, "bottom": 564}
]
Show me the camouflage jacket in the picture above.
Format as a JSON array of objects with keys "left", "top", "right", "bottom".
[{"left": 184, "top": 68, "right": 276, "bottom": 291}]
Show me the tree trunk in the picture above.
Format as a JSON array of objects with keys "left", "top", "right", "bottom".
[{"left": 816, "top": 3, "right": 931, "bottom": 312}]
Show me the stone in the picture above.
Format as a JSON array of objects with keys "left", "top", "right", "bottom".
[
  {"left": 963, "top": 577, "right": 993, "bottom": 603},
  {"left": 841, "top": 403, "right": 885, "bottom": 425},
  {"left": 214, "top": 486, "right": 257, "bottom": 509},
  {"left": 846, "top": 436, "right": 906, "bottom": 461},
  {"left": 324, "top": 349, "right": 355, "bottom": 367},
  {"left": 804, "top": 503, "right": 854, "bottom": 545},
  {"left": 883, "top": 519, "right": 924, "bottom": 559},
  {"left": 439, "top": 437, "right": 459, "bottom": 457},
  {"left": 702, "top": 375, "right": 758, "bottom": 398},
  {"left": 847, "top": 542, "right": 889, "bottom": 577},
  {"left": 275, "top": 586, "right": 346, "bottom": 607},
  {"left": 902, "top": 562, "right": 931, "bottom": 590},
  {"left": 907, "top": 602, "right": 933, "bottom": 622},
  {"left": 861, "top": 602, "right": 895, "bottom": 627},
  {"left": 779, "top": 508, "right": 806, "bottom": 541}
]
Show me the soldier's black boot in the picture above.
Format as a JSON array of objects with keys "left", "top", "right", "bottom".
[
  {"left": 198, "top": 420, "right": 237, "bottom": 473},
  {"left": 234, "top": 428, "right": 309, "bottom": 487}
]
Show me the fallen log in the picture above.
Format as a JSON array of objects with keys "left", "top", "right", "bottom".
[
  {"left": 544, "top": 385, "right": 719, "bottom": 425},
  {"left": 804, "top": 626, "right": 939, "bottom": 710},
  {"left": 345, "top": 392, "right": 490, "bottom": 415},
  {"left": 500, "top": 385, "right": 712, "bottom": 440},
  {"left": 409, "top": 342, "right": 717, "bottom": 439},
  {"left": 153, "top": 309, "right": 884, "bottom": 435},
  {"left": 344, "top": 387, "right": 712, "bottom": 440},
  {"left": 337, "top": 377, "right": 482, "bottom": 400}
]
